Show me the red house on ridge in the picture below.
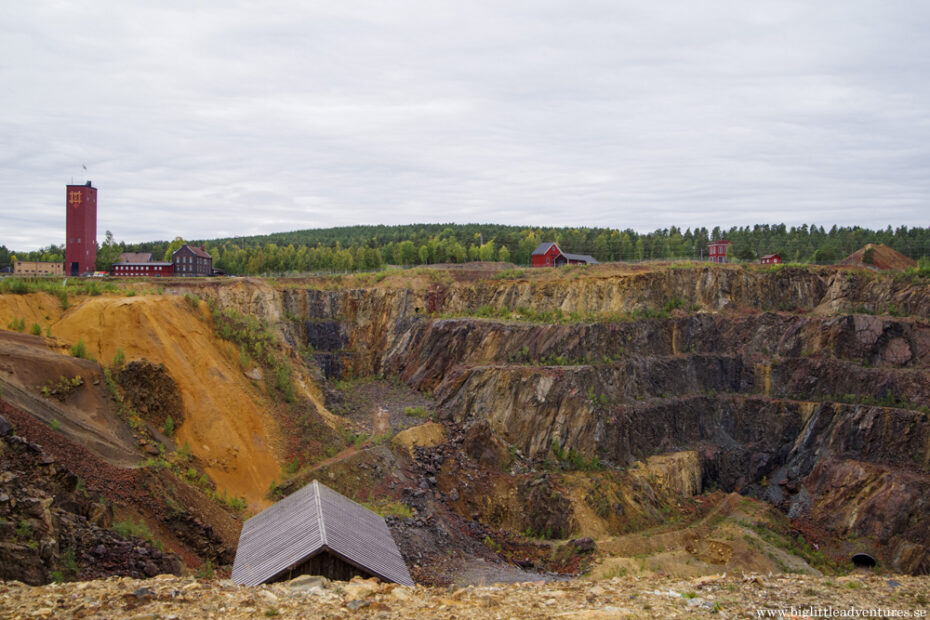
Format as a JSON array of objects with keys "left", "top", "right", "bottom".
[
  {"left": 760, "top": 254, "right": 781, "bottom": 265},
  {"left": 531, "top": 242, "right": 599, "bottom": 268},
  {"left": 708, "top": 240, "right": 732, "bottom": 264}
]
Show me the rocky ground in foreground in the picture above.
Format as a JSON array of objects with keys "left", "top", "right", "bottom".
[{"left": 1, "top": 573, "right": 928, "bottom": 619}]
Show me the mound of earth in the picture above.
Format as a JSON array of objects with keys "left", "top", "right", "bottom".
[
  {"left": 841, "top": 243, "right": 917, "bottom": 270},
  {"left": 117, "top": 361, "right": 184, "bottom": 433},
  {"left": 0, "top": 330, "right": 140, "bottom": 466}
]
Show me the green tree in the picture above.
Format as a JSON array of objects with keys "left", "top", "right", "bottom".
[
  {"left": 163, "top": 237, "right": 188, "bottom": 262},
  {"left": 736, "top": 245, "right": 755, "bottom": 261},
  {"left": 96, "top": 230, "right": 123, "bottom": 271},
  {"left": 398, "top": 240, "right": 417, "bottom": 265},
  {"left": 812, "top": 247, "right": 837, "bottom": 264},
  {"left": 478, "top": 240, "right": 496, "bottom": 262}
]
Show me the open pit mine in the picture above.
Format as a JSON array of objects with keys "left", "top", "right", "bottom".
[{"left": 1, "top": 261, "right": 928, "bottom": 617}]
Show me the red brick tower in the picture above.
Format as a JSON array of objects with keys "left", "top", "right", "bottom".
[{"left": 65, "top": 181, "right": 97, "bottom": 275}]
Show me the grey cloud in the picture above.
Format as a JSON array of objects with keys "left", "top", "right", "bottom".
[{"left": 2, "top": 1, "right": 928, "bottom": 250}]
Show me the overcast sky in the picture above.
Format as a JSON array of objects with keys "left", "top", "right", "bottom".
[{"left": 2, "top": 1, "right": 929, "bottom": 250}]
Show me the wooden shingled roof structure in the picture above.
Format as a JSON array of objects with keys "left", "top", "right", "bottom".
[{"left": 231, "top": 480, "right": 413, "bottom": 586}]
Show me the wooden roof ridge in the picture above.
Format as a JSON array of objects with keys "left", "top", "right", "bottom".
[
  {"left": 231, "top": 479, "right": 413, "bottom": 587},
  {"left": 313, "top": 480, "right": 327, "bottom": 546}
]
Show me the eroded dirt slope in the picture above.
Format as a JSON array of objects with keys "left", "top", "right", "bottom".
[
  {"left": 0, "top": 293, "right": 282, "bottom": 508},
  {"left": 0, "top": 330, "right": 139, "bottom": 466}
]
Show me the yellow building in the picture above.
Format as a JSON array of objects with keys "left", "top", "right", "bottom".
[{"left": 13, "top": 261, "right": 64, "bottom": 276}]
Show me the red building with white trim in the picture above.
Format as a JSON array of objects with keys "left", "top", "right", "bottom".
[
  {"left": 531, "top": 242, "right": 599, "bottom": 267},
  {"left": 760, "top": 254, "right": 781, "bottom": 265},
  {"left": 708, "top": 240, "right": 732, "bottom": 264},
  {"left": 65, "top": 181, "right": 97, "bottom": 275},
  {"left": 112, "top": 262, "right": 174, "bottom": 277}
]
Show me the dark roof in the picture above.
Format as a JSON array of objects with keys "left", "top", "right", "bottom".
[
  {"left": 231, "top": 480, "right": 413, "bottom": 586},
  {"left": 532, "top": 242, "right": 559, "bottom": 256},
  {"left": 118, "top": 252, "right": 153, "bottom": 263},
  {"left": 114, "top": 261, "right": 172, "bottom": 266},
  {"left": 563, "top": 252, "right": 599, "bottom": 264},
  {"left": 174, "top": 244, "right": 212, "bottom": 259},
  {"left": 761, "top": 254, "right": 780, "bottom": 260}
]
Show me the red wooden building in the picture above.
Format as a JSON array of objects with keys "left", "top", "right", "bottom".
[
  {"left": 531, "top": 242, "right": 599, "bottom": 267},
  {"left": 760, "top": 254, "right": 781, "bottom": 265},
  {"left": 111, "top": 261, "right": 174, "bottom": 277},
  {"left": 65, "top": 181, "right": 97, "bottom": 276},
  {"left": 708, "top": 240, "right": 732, "bottom": 264}
]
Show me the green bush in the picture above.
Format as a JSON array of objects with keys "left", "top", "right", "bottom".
[
  {"left": 274, "top": 365, "right": 295, "bottom": 402},
  {"left": 0, "top": 278, "right": 31, "bottom": 294},
  {"left": 70, "top": 339, "right": 87, "bottom": 358},
  {"left": 30, "top": 323, "right": 42, "bottom": 336},
  {"left": 16, "top": 520, "right": 32, "bottom": 541},
  {"left": 196, "top": 560, "right": 214, "bottom": 579},
  {"left": 162, "top": 416, "right": 175, "bottom": 436},
  {"left": 404, "top": 406, "right": 430, "bottom": 418},
  {"left": 110, "top": 348, "right": 125, "bottom": 369},
  {"left": 6, "top": 317, "right": 26, "bottom": 332}
]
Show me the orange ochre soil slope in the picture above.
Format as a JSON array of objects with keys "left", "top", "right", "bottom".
[{"left": 0, "top": 291, "right": 282, "bottom": 509}]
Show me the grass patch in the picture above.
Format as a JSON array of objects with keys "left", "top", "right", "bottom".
[
  {"left": 113, "top": 518, "right": 164, "bottom": 550},
  {"left": 362, "top": 499, "right": 413, "bottom": 519},
  {"left": 38, "top": 374, "right": 84, "bottom": 399},
  {"left": 740, "top": 518, "right": 846, "bottom": 575},
  {"left": 70, "top": 339, "right": 87, "bottom": 359},
  {"left": 550, "top": 437, "right": 604, "bottom": 471},
  {"left": 404, "top": 405, "right": 430, "bottom": 419},
  {"left": 209, "top": 302, "right": 296, "bottom": 402}
]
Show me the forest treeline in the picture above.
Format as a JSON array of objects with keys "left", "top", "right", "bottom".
[{"left": 4, "top": 223, "right": 930, "bottom": 275}]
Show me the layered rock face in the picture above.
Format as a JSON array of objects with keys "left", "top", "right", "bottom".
[{"left": 223, "top": 266, "right": 930, "bottom": 573}]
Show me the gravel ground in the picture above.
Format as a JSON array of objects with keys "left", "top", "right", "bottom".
[{"left": 1, "top": 572, "right": 928, "bottom": 619}]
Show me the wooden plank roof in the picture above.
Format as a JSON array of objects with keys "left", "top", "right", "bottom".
[{"left": 231, "top": 480, "right": 413, "bottom": 586}]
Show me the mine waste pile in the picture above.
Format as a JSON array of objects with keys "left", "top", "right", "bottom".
[{"left": 0, "top": 261, "right": 929, "bottom": 616}]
